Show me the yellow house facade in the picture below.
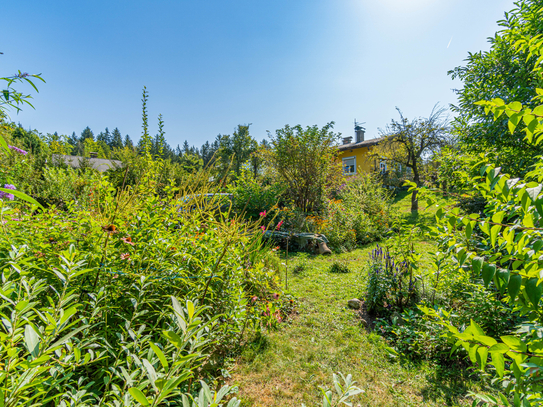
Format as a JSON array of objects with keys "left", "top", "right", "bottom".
[{"left": 337, "top": 127, "right": 382, "bottom": 175}]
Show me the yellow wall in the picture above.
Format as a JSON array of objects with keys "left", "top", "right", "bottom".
[{"left": 338, "top": 146, "right": 375, "bottom": 175}]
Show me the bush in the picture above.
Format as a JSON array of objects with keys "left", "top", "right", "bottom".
[
  {"left": 328, "top": 260, "right": 351, "bottom": 273},
  {"left": 0, "top": 176, "right": 284, "bottom": 404},
  {"left": 228, "top": 167, "right": 285, "bottom": 220},
  {"left": 364, "top": 245, "right": 418, "bottom": 316}
]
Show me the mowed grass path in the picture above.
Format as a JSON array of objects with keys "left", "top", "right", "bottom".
[{"left": 229, "top": 192, "right": 484, "bottom": 406}]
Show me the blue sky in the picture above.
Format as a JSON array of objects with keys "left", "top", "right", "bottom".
[{"left": 3, "top": 0, "right": 515, "bottom": 148}]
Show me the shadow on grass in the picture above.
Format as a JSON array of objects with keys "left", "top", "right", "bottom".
[
  {"left": 239, "top": 332, "right": 271, "bottom": 364},
  {"left": 419, "top": 364, "right": 481, "bottom": 406}
]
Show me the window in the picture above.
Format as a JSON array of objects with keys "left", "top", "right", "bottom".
[
  {"left": 342, "top": 156, "right": 356, "bottom": 175},
  {"left": 379, "top": 161, "right": 387, "bottom": 174}
]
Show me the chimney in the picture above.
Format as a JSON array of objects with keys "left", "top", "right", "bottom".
[
  {"left": 89, "top": 152, "right": 98, "bottom": 158},
  {"left": 355, "top": 128, "right": 365, "bottom": 143},
  {"left": 342, "top": 136, "right": 353, "bottom": 145}
]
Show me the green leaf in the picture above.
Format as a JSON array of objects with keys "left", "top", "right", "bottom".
[
  {"left": 149, "top": 342, "right": 169, "bottom": 370},
  {"left": 0, "top": 188, "right": 44, "bottom": 210},
  {"left": 490, "top": 225, "right": 501, "bottom": 247},
  {"left": 472, "top": 256, "right": 484, "bottom": 275},
  {"left": 492, "top": 352, "right": 505, "bottom": 377},
  {"left": 477, "top": 346, "right": 489, "bottom": 370},
  {"left": 482, "top": 264, "right": 496, "bottom": 287},
  {"left": 187, "top": 300, "right": 195, "bottom": 320},
  {"left": 129, "top": 388, "right": 150, "bottom": 406},
  {"left": 523, "top": 213, "right": 535, "bottom": 228},
  {"left": 0, "top": 135, "right": 10, "bottom": 155},
  {"left": 501, "top": 335, "right": 527, "bottom": 352},
  {"left": 162, "top": 330, "right": 184, "bottom": 349},
  {"left": 527, "top": 185, "right": 542, "bottom": 202},
  {"left": 508, "top": 274, "right": 522, "bottom": 301},
  {"left": 24, "top": 324, "right": 40, "bottom": 358},
  {"left": 465, "top": 221, "right": 474, "bottom": 240},
  {"left": 489, "top": 343, "right": 509, "bottom": 353},
  {"left": 525, "top": 278, "right": 542, "bottom": 308},
  {"left": 492, "top": 211, "right": 505, "bottom": 224}
]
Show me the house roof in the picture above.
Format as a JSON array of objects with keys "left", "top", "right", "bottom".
[
  {"left": 337, "top": 137, "right": 382, "bottom": 152},
  {"left": 52, "top": 154, "right": 123, "bottom": 172}
]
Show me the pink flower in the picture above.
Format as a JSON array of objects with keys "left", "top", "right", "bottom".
[
  {"left": 121, "top": 236, "right": 135, "bottom": 246},
  {"left": 260, "top": 226, "right": 266, "bottom": 233},
  {"left": 251, "top": 296, "right": 258, "bottom": 303},
  {"left": 272, "top": 293, "right": 280, "bottom": 300},
  {"left": 259, "top": 211, "right": 267, "bottom": 217},
  {"left": 120, "top": 253, "right": 130, "bottom": 260},
  {"left": 276, "top": 220, "right": 284, "bottom": 230}
]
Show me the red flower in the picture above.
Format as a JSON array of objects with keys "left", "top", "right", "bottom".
[
  {"left": 276, "top": 220, "right": 284, "bottom": 230},
  {"left": 260, "top": 226, "right": 266, "bottom": 233},
  {"left": 259, "top": 211, "right": 267, "bottom": 217}
]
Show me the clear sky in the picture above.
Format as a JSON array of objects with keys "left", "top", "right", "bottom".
[{"left": 3, "top": 0, "right": 515, "bottom": 148}]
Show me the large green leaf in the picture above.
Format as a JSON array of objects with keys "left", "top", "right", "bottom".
[
  {"left": 128, "top": 388, "right": 150, "bottom": 406},
  {"left": 482, "top": 263, "right": 496, "bottom": 287},
  {"left": 0, "top": 188, "right": 44, "bottom": 210},
  {"left": 491, "top": 352, "right": 505, "bottom": 377},
  {"left": 525, "top": 278, "right": 542, "bottom": 307},
  {"left": 24, "top": 325, "right": 40, "bottom": 358},
  {"left": 508, "top": 274, "right": 522, "bottom": 301},
  {"left": 472, "top": 256, "right": 484, "bottom": 274}
]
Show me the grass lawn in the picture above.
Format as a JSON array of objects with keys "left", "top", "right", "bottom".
[{"left": 228, "top": 190, "right": 489, "bottom": 406}]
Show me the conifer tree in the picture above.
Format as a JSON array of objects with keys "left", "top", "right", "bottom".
[{"left": 111, "top": 127, "right": 123, "bottom": 149}]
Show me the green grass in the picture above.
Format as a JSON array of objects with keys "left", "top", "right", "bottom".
[{"left": 229, "top": 191, "right": 487, "bottom": 406}]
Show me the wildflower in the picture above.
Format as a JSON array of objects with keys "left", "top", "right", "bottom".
[
  {"left": 251, "top": 295, "right": 258, "bottom": 303},
  {"left": 260, "top": 226, "right": 266, "bottom": 233},
  {"left": 276, "top": 220, "right": 284, "bottom": 230},
  {"left": 259, "top": 210, "right": 267, "bottom": 217},
  {"left": 271, "top": 246, "right": 280, "bottom": 252},
  {"left": 274, "top": 310, "right": 282, "bottom": 323},
  {"left": 8, "top": 145, "right": 28, "bottom": 155},
  {"left": 121, "top": 236, "right": 135, "bottom": 246},
  {"left": 0, "top": 184, "right": 16, "bottom": 201},
  {"left": 101, "top": 224, "right": 118, "bottom": 234},
  {"left": 120, "top": 253, "right": 130, "bottom": 260},
  {"left": 272, "top": 293, "right": 280, "bottom": 300}
]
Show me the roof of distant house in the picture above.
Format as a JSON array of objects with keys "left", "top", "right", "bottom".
[
  {"left": 337, "top": 137, "right": 382, "bottom": 152},
  {"left": 52, "top": 154, "right": 123, "bottom": 172}
]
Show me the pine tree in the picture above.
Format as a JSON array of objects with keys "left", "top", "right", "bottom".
[
  {"left": 124, "top": 134, "right": 134, "bottom": 149},
  {"left": 81, "top": 126, "right": 94, "bottom": 141},
  {"left": 111, "top": 128, "right": 123, "bottom": 149}
]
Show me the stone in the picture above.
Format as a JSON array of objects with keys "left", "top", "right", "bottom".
[
  {"left": 347, "top": 299, "right": 362, "bottom": 310},
  {"left": 359, "top": 318, "right": 368, "bottom": 328}
]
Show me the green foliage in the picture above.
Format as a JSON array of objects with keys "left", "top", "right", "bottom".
[
  {"left": 228, "top": 167, "right": 285, "bottom": 220},
  {"left": 364, "top": 245, "right": 418, "bottom": 315},
  {"left": 304, "top": 174, "right": 395, "bottom": 252},
  {"left": 415, "top": 21, "right": 543, "bottom": 403},
  {"left": 328, "top": 261, "right": 351, "bottom": 274},
  {"left": 261, "top": 123, "right": 342, "bottom": 213},
  {"left": 374, "top": 105, "right": 450, "bottom": 211},
  {"left": 449, "top": 0, "right": 543, "bottom": 177},
  {"left": 301, "top": 373, "right": 364, "bottom": 407}
]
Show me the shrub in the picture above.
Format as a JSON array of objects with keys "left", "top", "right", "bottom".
[
  {"left": 0, "top": 175, "right": 284, "bottom": 404},
  {"left": 328, "top": 260, "right": 351, "bottom": 274},
  {"left": 364, "top": 245, "right": 418, "bottom": 316}
]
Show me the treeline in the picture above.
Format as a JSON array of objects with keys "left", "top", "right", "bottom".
[{"left": 8, "top": 121, "right": 268, "bottom": 176}]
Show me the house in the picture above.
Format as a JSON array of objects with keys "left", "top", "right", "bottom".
[
  {"left": 337, "top": 124, "right": 382, "bottom": 175},
  {"left": 52, "top": 153, "right": 123, "bottom": 173}
]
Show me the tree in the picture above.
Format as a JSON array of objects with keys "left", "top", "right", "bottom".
[
  {"left": 124, "top": 134, "right": 134, "bottom": 149},
  {"left": 261, "top": 122, "right": 341, "bottom": 213},
  {"left": 80, "top": 126, "right": 94, "bottom": 141},
  {"left": 375, "top": 106, "right": 450, "bottom": 212},
  {"left": 215, "top": 125, "right": 258, "bottom": 179},
  {"left": 97, "top": 127, "right": 112, "bottom": 145},
  {"left": 449, "top": 0, "right": 543, "bottom": 176},
  {"left": 110, "top": 127, "right": 123, "bottom": 149}
]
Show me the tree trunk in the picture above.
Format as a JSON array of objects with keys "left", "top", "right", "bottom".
[{"left": 411, "top": 170, "right": 420, "bottom": 212}]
